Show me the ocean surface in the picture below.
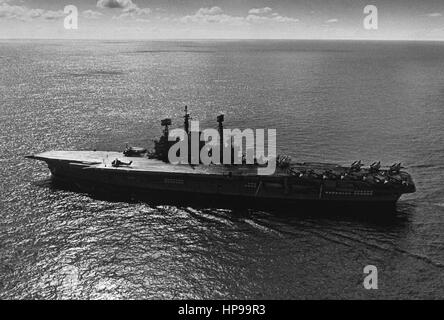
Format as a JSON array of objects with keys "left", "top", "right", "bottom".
[{"left": 0, "top": 40, "right": 443, "bottom": 299}]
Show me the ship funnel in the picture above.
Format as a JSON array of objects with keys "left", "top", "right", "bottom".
[
  {"left": 217, "top": 114, "right": 224, "bottom": 138},
  {"left": 217, "top": 114, "right": 224, "bottom": 124},
  {"left": 161, "top": 119, "right": 172, "bottom": 127},
  {"left": 161, "top": 118, "right": 171, "bottom": 136}
]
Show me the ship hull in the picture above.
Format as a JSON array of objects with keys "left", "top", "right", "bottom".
[
  {"left": 29, "top": 151, "right": 406, "bottom": 207},
  {"left": 51, "top": 175, "right": 401, "bottom": 213}
]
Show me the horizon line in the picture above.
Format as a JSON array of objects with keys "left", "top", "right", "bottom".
[{"left": 1, "top": 38, "right": 444, "bottom": 42}]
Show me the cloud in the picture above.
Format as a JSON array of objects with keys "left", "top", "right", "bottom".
[
  {"left": 197, "top": 7, "right": 223, "bottom": 15},
  {"left": 246, "top": 14, "right": 298, "bottom": 23},
  {"left": 271, "top": 15, "right": 299, "bottom": 23},
  {"left": 97, "top": 0, "right": 133, "bottom": 9},
  {"left": 426, "top": 13, "right": 442, "bottom": 17},
  {"left": 0, "top": 3, "right": 64, "bottom": 21},
  {"left": 180, "top": 6, "right": 246, "bottom": 25},
  {"left": 82, "top": 10, "right": 103, "bottom": 19},
  {"left": 116, "top": 8, "right": 151, "bottom": 19},
  {"left": 248, "top": 7, "right": 272, "bottom": 15},
  {"left": 180, "top": 6, "right": 297, "bottom": 26},
  {"left": 97, "top": 0, "right": 151, "bottom": 19},
  {"left": 325, "top": 18, "right": 339, "bottom": 23},
  {"left": 40, "top": 10, "right": 65, "bottom": 20}
]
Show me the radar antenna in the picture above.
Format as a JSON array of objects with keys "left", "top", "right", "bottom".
[
  {"left": 217, "top": 114, "right": 225, "bottom": 163},
  {"left": 184, "top": 106, "right": 190, "bottom": 135}
]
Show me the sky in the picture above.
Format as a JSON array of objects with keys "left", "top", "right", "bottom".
[{"left": 0, "top": 0, "right": 444, "bottom": 40}]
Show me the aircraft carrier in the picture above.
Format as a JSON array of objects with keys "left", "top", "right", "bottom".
[{"left": 26, "top": 108, "right": 416, "bottom": 207}]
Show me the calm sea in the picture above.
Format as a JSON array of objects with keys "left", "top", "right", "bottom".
[{"left": 0, "top": 40, "right": 443, "bottom": 299}]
